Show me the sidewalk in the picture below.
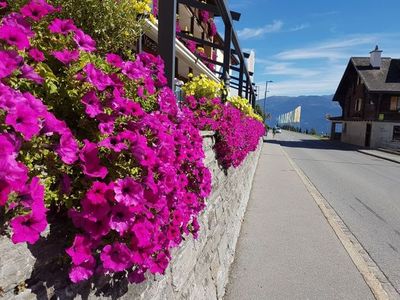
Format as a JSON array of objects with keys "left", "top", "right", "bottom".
[
  {"left": 358, "top": 148, "right": 400, "bottom": 164},
  {"left": 224, "top": 140, "right": 374, "bottom": 300}
]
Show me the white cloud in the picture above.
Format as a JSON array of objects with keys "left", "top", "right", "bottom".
[
  {"left": 237, "top": 20, "right": 284, "bottom": 39},
  {"left": 255, "top": 33, "right": 400, "bottom": 96},
  {"left": 274, "top": 34, "right": 400, "bottom": 61},
  {"left": 288, "top": 23, "right": 310, "bottom": 32},
  {"left": 263, "top": 62, "right": 321, "bottom": 78}
]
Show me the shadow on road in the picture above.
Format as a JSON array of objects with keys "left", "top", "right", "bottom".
[{"left": 264, "top": 137, "right": 363, "bottom": 152}]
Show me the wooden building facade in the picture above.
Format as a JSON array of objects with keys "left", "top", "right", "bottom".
[{"left": 330, "top": 47, "right": 400, "bottom": 149}]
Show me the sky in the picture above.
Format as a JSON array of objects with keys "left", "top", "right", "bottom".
[{"left": 224, "top": 0, "right": 400, "bottom": 97}]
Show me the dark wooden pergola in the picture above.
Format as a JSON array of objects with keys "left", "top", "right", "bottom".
[{"left": 158, "top": 0, "right": 257, "bottom": 106}]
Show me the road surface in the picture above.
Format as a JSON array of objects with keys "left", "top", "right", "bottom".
[{"left": 273, "top": 130, "right": 400, "bottom": 294}]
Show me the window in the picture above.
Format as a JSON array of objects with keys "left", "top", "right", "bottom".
[
  {"left": 390, "top": 96, "right": 400, "bottom": 112},
  {"left": 393, "top": 126, "right": 400, "bottom": 141},
  {"left": 355, "top": 98, "right": 363, "bottom": 112}
]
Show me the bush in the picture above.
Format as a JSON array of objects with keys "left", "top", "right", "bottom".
[
  {"left": 227, "top": 95, "right": 263, "bottom": 122},
  {"left": 0, "top": 0, "right": 211, "bottom": 284}
]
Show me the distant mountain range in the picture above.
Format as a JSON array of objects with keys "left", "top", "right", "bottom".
[{"left": 256, "top": 95, "right": 342, "bottom": 135}]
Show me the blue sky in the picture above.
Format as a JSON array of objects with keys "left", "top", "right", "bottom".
[{"left": 225, "top": 0, "right": 400, "bottom": 96}]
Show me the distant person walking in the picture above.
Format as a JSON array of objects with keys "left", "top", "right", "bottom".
[{"left": 272, "top": 127, "right": 276, "bottom": 138}]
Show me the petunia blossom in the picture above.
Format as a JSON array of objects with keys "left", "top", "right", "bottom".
[
  {"left": 20, "top": 0, "right": 56, "bottom": 21},
  {"left": 0, "top": 50, "right": 23, "bottom": 79},
  {"left": 48, "top": 18, "right": 77, "bottom": 35},
  {"left": 10, "top": 211, "right": 47, "bottom": 244},
  {"left": 69, "top": 256, "right": 96, "bottom": 283},
  {"left": 28, "top": 48, "right": 45, "bottom": 62},
  {"left": 100, "top": 242, "right": 133, "bottom": 272},
  {"left": 0, "top": 24, "right": 30, "bottom": 50},
  {"left": 114, "top": 178, "right": 144, "bottom": 206},
  {"left": 66, "top": 235, "right": 93, "bottom": 265},
  {"left": 52, "top": 49, "right": 80, "bottom": 65},
  {"left": 81, "top": 90, "right": 103, "bottom": 118},
  {"left": 73, "top": 30, "right": 96, "bottom": 52},
  {"left": 56, "top": 133, "right": 79, "bottom": 165},
  {"left": 20, "top": 64, "right": 44, "bottom": 84},
  {"left": 79, "top": 140, "right": 108, "bottom": 179},
  {"left": 84, "top": 64, "right": 113, "bottom": 91},
  {"left": 109, "top": 203, "right": 133, "bottom": 234},
  {"left": 5, "top": 104, "right": 41, "bottom": 140},
  {"left": 106, "top": 53, "right": 124, "bottom": 69}
]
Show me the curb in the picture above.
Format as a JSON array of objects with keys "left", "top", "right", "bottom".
[
  {"left": 280, "top": 145, "right": 400, "bottom": 300},
  {"left": 357, "top": 150, "right": 400, "bottom": 165}
]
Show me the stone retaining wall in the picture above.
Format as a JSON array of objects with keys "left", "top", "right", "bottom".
[{"left": 0, "top": 133, "right": 263, "bottom": 300}]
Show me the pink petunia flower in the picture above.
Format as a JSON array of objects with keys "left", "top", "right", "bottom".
[
  {"left": 114, "top": 178, "right": 144, "bottom": 206},
  {"left": 28, "top": 48, "right": 45, "bottom": 62},
  {"left": 66, "top": 235, "right": 93, "bottom": 265},
  {"left": 20, "top": 0, "right": 56, "bottom": 21},
  {"left": 48, "top": 18, "right": 77, "bottom": 35},
  {"left": 128, "top": 267, "right": 147, "bottom": 284},
  {"left": 81, "top": 90, "right": 103, "bottom": 118},
  {"left": 0, "top": 180, "right": 11, "bottom": 206},
  {"left": 98, "top": 121, "right": 114, "bottom": 135},
  {"left": 81, "top": 195, "right": 110, "bottom": 221},
  {"left": 148, "top": 251, "right": 170, "bottom": 274},
  {"left": 18, "top": 177, "right": 47, "bottom": 216},
  {"left": 10, "top": 211, "right": 47, "bottom": 244},
  {"left": 86, "top": 181, "right": 114, "bottom": 204},
  {"left": 0, "top": 24, "right": 30, "bottom": 50},
  {"left": 0, "top": 1, "right": 7, "bottom": 9},
  {"left": 79, "top": 140, "right": 108, "bottom": 179},
  {"left": 131, "top": 219, "right": 153, "bottom": 248},
  {"left": 5, "top": 104, "right": 41, "bottom": 140},
  {"left": 98, "top": 135, "right": 128, "bottom": 153},
  {"left": 56, "top": 133, "right": 79, "bottom": 165},
  {"left": 52, "top": 49, "right": 80, "bottom": 65},
  {"left": 100, "top": 242, "right": 133, "bottom": 272},
  {"left": 42, "top": 111, "right": 69, "bottom": 135},
  {"left": 73, "top": 30, "right": 96, "bottom": 52},
  {"left": 0, "top": 50, "right": 23, "bottom": 79},
  {"left": 2, "top": 13, "right": 34, "bottom": 38},
  {"left": 109, "top": 203, "right": 133, "bottom": 234},
  {"left": 84, "top": 64, "right": 113, "bottom": 91},
  {"left": 20, "top": 64, "right": 44, "bottom": 84},
  {"left": 69, "top": 256, "right": 96, "bottom": 283},
  {"left": 106, "top": 53, "right": 124, "bottom": 69}
]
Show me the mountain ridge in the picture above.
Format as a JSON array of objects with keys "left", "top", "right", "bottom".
[{"left": 256, "top": 95, "right": 342, "bottom": 135}]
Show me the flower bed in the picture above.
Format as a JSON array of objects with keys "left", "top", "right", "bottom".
[
  {"left": 0, "top": 0, "right": 211, "bottom": 284},
  {"left": 182, "top": 75, "right": 265, "bottom": 168},
  {"left": 0, "top": 0, "right": 263, "bottom": 289}
]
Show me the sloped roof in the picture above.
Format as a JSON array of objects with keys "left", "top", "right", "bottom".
[{"left": 351, "top": 57, "right": 400, "bottom": 93}]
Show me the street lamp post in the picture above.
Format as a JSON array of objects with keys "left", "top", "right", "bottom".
[{"left": 264, "top": 80, "right": 273, "bottom": 121}]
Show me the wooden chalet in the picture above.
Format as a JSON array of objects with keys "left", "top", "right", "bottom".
[{"left": 330, "top": 46, "right": 400, "bottom": 149}]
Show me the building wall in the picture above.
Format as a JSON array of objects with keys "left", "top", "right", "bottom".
[
  {"left": 341, "top": 121, "right": 400, "bottom": 149},
  {"left": 341, "top": 121, "right": 367, "bottom": 147},
  {"left": 370, "top": 122, "right": 400, "bottom": 149},
  {"left": 0, "top": 133, "right": 263, "bottom": 300}
]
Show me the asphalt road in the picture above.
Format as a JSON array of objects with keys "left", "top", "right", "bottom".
[{"left": 273, "top": 130, "right": 400, "bottom": 294}]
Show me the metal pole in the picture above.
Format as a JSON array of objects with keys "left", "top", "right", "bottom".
[
  {"left": 158, "top": 0, "right": 177, "bottom": 89},
  {"left": 223, "top": 23, "right": 232, "bottom": 99},
  {"left": 264, "top": 80, "right": 273, "bottom": 116}
]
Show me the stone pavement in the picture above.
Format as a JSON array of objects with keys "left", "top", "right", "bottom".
[{"left": 224, "top": 138, "right": 374, "bottom": 300}]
